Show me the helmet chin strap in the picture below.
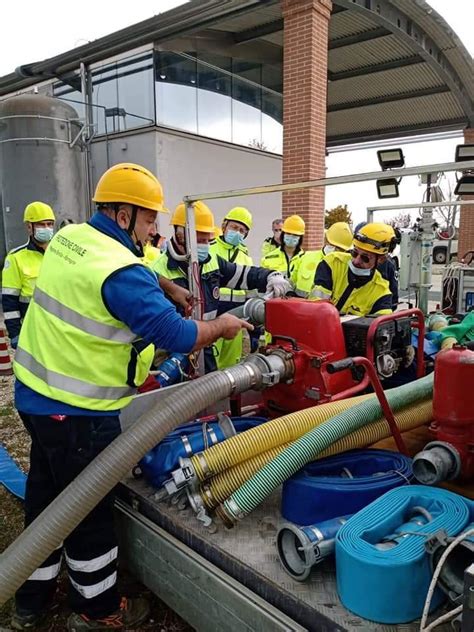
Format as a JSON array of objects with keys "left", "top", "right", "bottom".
[{"left": 113, "top": 204, "right": 143, "bottom": 254}]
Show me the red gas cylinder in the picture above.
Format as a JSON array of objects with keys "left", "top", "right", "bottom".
[
  {"left": 262, "top": 299, "right": 358, "bottom": 413},
  {"left": 432, "top": 345, "right": 474, "bottom": 479}
]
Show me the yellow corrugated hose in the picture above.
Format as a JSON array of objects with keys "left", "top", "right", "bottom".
[
  {"left": 200, "top": 398, "right": 433, "bottom": 509},
  {"left": 191, "top": 394, "right": 371, "bottom": 480}
]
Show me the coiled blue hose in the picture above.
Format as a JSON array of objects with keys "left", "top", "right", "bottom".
[
  {"left": 139, "top": 417, "right": 267, "bottom": 487},
  {"left": 336, "top": 485, "right": 471, "bottom": 624},
  {"left": 281, "top": 449, "right": 413, "bottom": 524}
]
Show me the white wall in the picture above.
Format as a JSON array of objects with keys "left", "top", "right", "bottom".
[{"left": 90, "top": 127, "right": 282, "bottom": 262}]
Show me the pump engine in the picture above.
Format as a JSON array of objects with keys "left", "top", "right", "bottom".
[{"left": 260, "top": 298, "right": 419, "bottom": 414}]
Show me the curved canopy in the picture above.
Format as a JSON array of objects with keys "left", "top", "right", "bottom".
[{"left": 0, "top": 0, "right": 472, "bottom": 146}]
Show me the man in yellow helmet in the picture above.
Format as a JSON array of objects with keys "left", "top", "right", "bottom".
[
  {"left": 261, "top": 214, "right": 305, "bottom": 279},
  {"left": 311, "top": 223, "right": 395, "bottom": 316},
  {"left": 11, "top": 164, "right": 252, "bottom": 632},
  {"left": 1, "top": 202, "right": 56, "bottom": 348},
  {"left": 295, "top": 222, "right": 353, "bottom": 298},
  {"left": 210, "top": 207, "right": 254, "bottom": 368},
  {"left": 153, "top": 201, "right": 291, "bottom": 372}
]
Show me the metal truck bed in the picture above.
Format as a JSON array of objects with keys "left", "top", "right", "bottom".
[{"left": 115, "top": 477, "right": 451, "bottom": 632}]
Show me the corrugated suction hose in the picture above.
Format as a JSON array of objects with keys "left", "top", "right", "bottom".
[
  {"left": 0, "top": 358, "right": 288, "bottom": 605},
  {"left": 191, "top": 394, "right": 371, "bottom": 480},
  {"left": 201, "top": 399, "right": 432, "bottom": 509},
  {"left": 218, "top": 374, "right": 434, "bottom": 525}
]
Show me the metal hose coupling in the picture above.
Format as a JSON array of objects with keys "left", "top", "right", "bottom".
[
  {"left": 412, "top": 441, "right": 461, "bottom": 485},
  {"left": 163, "top": 351, "right": 295, "bottom": 497},
  {"left": 226, "top": 297, "right": 266, "bottom": 326},
  {"left": 215, "top": 498, "right": 243, "bottom": 528}
]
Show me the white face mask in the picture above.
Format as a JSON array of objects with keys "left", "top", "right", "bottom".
[
  {"left": 34, "top": 227, "right": 54, "bottom": 243},
  {"left": 348, "top": 260, "right": 372, "bottom": 277},
  {"left": 323, "top": 245, "right": 336, "bottom": 255},
  {"left": 284, "top": 234, "right": 300, "bottom": 248}
]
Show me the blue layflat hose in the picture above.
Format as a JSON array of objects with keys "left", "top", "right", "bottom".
[
  {"left": 281, "top": 449, "right": 413, "bottom": 524},
  {"left": 139, "top": 417, "right": 267, "bottom": 488},
  {"left": 0, "top": 444, "right": 26, "bottom": 500},
  {"left": 336, "top": 485, "right": 471, "bottom": 624}
]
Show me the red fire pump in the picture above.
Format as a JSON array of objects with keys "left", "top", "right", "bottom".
[
  {"left": 260, "top": 298, "right": 425, "bottom": 416},
  {"left": 413, "top": 345, "right": 474, "bottom": 484}
]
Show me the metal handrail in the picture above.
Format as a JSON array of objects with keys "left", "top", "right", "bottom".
[{"left": 183, "top": 160, "right": 474, "bottom": 203}]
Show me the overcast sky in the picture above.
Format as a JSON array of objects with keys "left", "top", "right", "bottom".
[{"left": 2, "top": 1, "right": 473, "bottom": 226}]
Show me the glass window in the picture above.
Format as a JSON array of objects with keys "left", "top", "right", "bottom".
[
  {"left": 262, "top": 90, "right": 283, "bottom": 153},
  {"left": 197, "top": 57, "right": 231, "bottom": 141},
  {"left": 232, "top": 59, "right": 262, "bottom": 86},
  {"left": 152, "top": 50, "right": 283, "bottom": 153},
  {"left": 116, "top": 55, "right": 154, "bottom": 130},
  {"left": 155, "top": 52, "right": 197, "bottom": 133},
  {"left": 232, "top": 76, "right": 262, "bottom": 148},
  {"left": 91, "top": 63, "right": 118, "bottom": 135}
]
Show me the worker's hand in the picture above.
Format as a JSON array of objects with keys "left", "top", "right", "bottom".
[
  {"left": 10, "top": 336, "right": 18, "bottom": 350},
  {"left": 264, "top": 271, "right": 293, "bottom": 299},
  {"left": 165, "top": 283, "right": 193, "bottom": 316},
  {"left": 217, "top": 313, "right": 254, "bottom": 340}
]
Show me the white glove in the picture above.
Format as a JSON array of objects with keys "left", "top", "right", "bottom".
[{"left": 264, "top": 271, "right": 292, "bottom": 299}]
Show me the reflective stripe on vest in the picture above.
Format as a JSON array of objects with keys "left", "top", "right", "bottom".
[
  {"left": 261, "top": 248, "right": 304, "bottom": 279},
  {"left": 14, "top": 223, "right": 154, "bottom": 410},
  {"left": 15, "top": 348, "right": 135, "bottom": 401},
  {"left": 313, "top": 252, "right": 391, "bottom": 316},
  {"left": 34, "top": 287, "right": 138, "bottom": 343},
  {"left": 211, "top": 239, "right": 253, "bottom": 300}
]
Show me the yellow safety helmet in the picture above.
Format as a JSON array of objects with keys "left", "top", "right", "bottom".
[
  {"left": 92, "top": 163, "right": 167, "bottom": 213},
  {"left": 282, "top": 214, "right": 305, "bottom": 236},
  {"left": 224, "top": 206, "right": 253, "bottom": 230},
  {"left": 325, "top": 222, "right": 353, "bottom": 251},
  {"left": 171, "top": 201, "right": 215, "bottom": 234},
  {"left": 23, "top": 201, "right": 55, "bottom": 223},
  {"left": 353, "top": 222, "right": 395, "bottom": 255}
]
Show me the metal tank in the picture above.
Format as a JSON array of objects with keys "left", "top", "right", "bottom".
[{"left": 0, "top": 94, "right": 88, "bottom": 262}]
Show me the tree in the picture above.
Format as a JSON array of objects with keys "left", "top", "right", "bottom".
[
  {"left": 324, "top": 205, "right": 352, "bottom": 228},
  {"left": 387, "top": 212, "right": 412, "bottom": 229},
  {"left": 248, "top": 138, "right": 268, "bottom": 151}
]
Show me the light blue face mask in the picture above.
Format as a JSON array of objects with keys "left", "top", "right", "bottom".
[
  {"left": 197, "top": 244, "right": 210, "bottom": 262},
  {"left": 348, "top": 260, "right": 372, "bottom": 277},
  {"left": 283, "top": 234, "right": 300, "bottom": 248},
  {"left": 34, "top": 227, "right": 54, "bottom": 243},
  {"left": 224, "top": 229, "right": 243, "bottom": 247}
]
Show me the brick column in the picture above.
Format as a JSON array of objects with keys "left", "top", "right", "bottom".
[
  {"left": 457, "top": 127, "right": 474, "bottom": 260},
  {"left": 281, "top": 0, "right": 332, "bottom": 249}
]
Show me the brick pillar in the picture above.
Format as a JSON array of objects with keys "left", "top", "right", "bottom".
[
  {"left": 457, "top": 127, "right": 474, "bottom": 260},
  {"left": 281, "top": 0, "right": 332, "bottom": 249}
]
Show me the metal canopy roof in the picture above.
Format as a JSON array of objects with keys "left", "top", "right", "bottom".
[
  {"left": 208, "top": 0, "right": 474, "bottom": 145},
  {"left": 0, "top": 0, "right": 472, "bottom": 147}
]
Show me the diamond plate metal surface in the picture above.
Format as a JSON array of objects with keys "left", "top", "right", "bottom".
[{"left": 120, "top": 477, "right": 452, "bottom": 632}]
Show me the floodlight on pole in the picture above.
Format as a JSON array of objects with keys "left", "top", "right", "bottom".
[
  {"left": 377, "top": 148, "right": 405, "bottom": 170},
  {"left": 455, "top": 144, "right": 474, "bottom": 162},
  {"left": 454, "top": 144, "right": 474, "bottom": 196},
  {"left": 454, "top": 174, "right": 474, "bottom": 196},
  {"left": 376, "top": 148, "right": 404, "bottom": 199},
  {"left": 376, "top": 177, "right": 400, "bottom": 199}
]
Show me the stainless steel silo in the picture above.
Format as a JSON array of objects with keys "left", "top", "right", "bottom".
[{"left": 0, "top": 94, "right": 88, "bottom": 261}]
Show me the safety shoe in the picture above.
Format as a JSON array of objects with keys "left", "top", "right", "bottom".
[
  {"left": 67, "top": 597, "right": 150, "bottom": 631},
  {"left": 11, "top": 608, "right": 46, "bottom": 630}
]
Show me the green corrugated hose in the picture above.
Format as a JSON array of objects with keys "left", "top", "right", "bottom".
[{"left": 218, "top": 373, "right": 434, "bottom": 526}]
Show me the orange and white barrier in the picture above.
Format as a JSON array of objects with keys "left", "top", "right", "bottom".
[{"left": 0, "top": 328, "right": 13, "bottom": 375}]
